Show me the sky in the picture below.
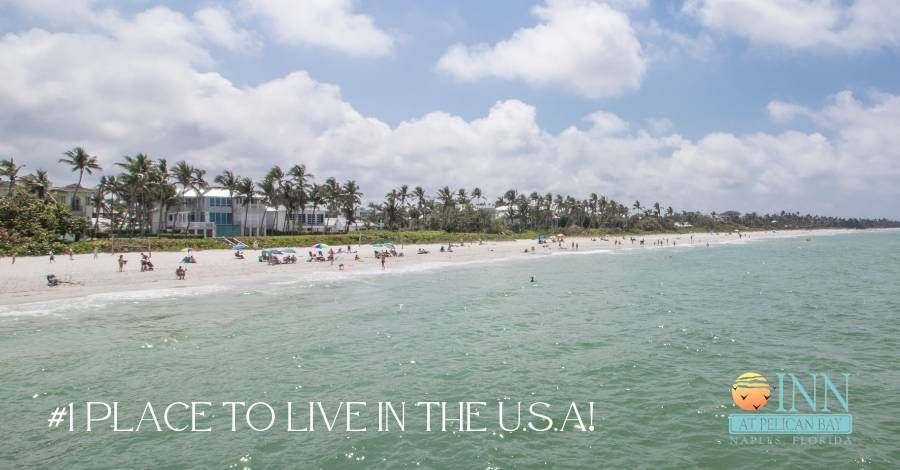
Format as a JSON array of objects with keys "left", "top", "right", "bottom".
[{"left": 1, "top": 0, "right": 899, "bottom": 217}]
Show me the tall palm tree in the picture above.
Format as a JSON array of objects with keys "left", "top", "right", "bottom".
[
  {"left": 437, "top": 186, "right": 455, "bottom": 230},
  {"left": 341, "top": 180, "right": 362, "bottom": 232},
  {"left": 265, "top": 166, "right": 287, "bottom": 231},
  {"left": 0, "top": 157, "right": 25, "bottom": 195},
  {"left": 214, "top": 170, "right": 239, "bottom": 236},
  {"left": 413, "top": 186, "right": 427, "bottom": 228},
  {"left": 59, "top": 147, "right": 102, "bottom": 211},
  {"left": 153, "top": 159, "right": 174, "bottom": 233},
  {"left": 235, "top": 177, "right": 255, "bottom": 236},
  {"left": 309, "top": 183, "right": 324, "bottom": 230},
  {"left": 323, "top": 177, "right": 341, "bottom": 231},
  {"left": 288, "top": 164, "right": 313, "bottom": 233},
  {"left": 257, "top": 177, "right": 279, "bottom": 236}
]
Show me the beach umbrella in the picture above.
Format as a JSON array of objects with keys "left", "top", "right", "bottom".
[
  {"left": 311, "top": 243, "right": 329, "bottom": 250},
  {"left": 233, "top": 243, "right": 247, "bottom": 250},
  {"left": 281, "top": 248, "right": 296, "bottom": 253},
  {"left": 270, "top": 249, "right": 284, "bottom": 255}
]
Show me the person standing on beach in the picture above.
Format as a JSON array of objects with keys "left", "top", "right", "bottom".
[
  {"left": 67, "top": 248, "right": 74, "bottom": 260},
  {"left": 118, "top": 255, "right": 127, "bottom": 272},
  {"left": 49, "top": 250, "right": 55, "bottom": 263},
  {"left": 93, "top": 246, "right": 99, "bottom": 259},
  {"left": 381, "top": 253, "right": 386, "bottom": 270},
  {"left": 11, "top": 252, "right": 16, "bottom": 264}
]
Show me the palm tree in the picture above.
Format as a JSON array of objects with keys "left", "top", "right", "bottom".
[
  {"left": 22, "top": 170, "right": 54, "bottom": 202},
  {"left": 384, "top": 189, "right": 400, "bottom": 230},
  {"left": 413, "top": 186, "right": 427, "bottom": 228},
  {"left": 59, "top": 147, "right": 102, "bottom": 211},
  {"left": 341, "top": 180, "right": 362, "bottom": 232},
  {"left": 0, "top": 157, "right": 25, "bottom": 195},
  {"left": 264, "top": 166, "right": 288, "bottom": 231},
  {"left": 214, "top": 170, "right": 239, "bottom": 236},
  {"left": 437, "top": 186, "right": 455, "bottom": 230},
  {"left": 235, "top": 177, "right": 255, "bottom": 236},
  {"left": 309, "top": 183, "right": 325, "bottom": 230},
  {"left": 323, "top": 177, "right": 341, "bottom": 231},
  {"left": 172, "top": 161, "right": 194, "bottom": 232},
  {"left": 288, "top": 164, "right": 313, "bottom": 233},
  {"left": 116, "top": 154, "right": 154, "bottom": 234},
  {"left": 153, "top": 159, "right": 174, "bottom": 233},
  {"left": 257, "top": 177, "right": 279, "bottom": 236},
  {"left": 92, "top": 176, "right": 110, "bottom": 235}
]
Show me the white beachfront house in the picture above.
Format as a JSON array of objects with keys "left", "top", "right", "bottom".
[
  {"left": 149, "top": 187, "right": 370, "bottom": 237},
  {"left": 151, "top": 187, "right": 268, "bottom": 237},
  {"left": 268, "top": 204, "right": 365, "bottom": 233}
]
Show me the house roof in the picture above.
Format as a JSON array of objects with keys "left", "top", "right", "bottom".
[{"left": 180, "top": 187, "right": 263, "bottom": 199}]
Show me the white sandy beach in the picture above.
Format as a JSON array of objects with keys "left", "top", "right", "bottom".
[{"left": 0, "top": 229, "right": 860, "bottom": 308}]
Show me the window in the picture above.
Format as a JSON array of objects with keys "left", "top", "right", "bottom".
[
  {"left": 209, "top": 197, "right": 232, "bottom": 207},
  {"left": 210, "top": 212, "right": 233, "bottom": 225},
  {"left": 71, "top": 197, "right": 81, "bottom": 211}
]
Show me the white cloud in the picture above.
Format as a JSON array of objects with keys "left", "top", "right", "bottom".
[
  {"left": 240, "top": 0, "right": 393, "bottom": 57},
  {"left": 194, "top": 7, "right": 259, "bottom": 52},
  {"left": 436, "top": 0, "right": 646, "bottom": 98},
  {"left": 684, "top": 0, "right": 900, "bottom": 51},
  {"left": 0, "top": 5, "right": 898, "bottom": 217}
]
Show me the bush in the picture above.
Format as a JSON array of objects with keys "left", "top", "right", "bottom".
[{"left": 0, "top": 192, "right": 82, "bottom": 255}]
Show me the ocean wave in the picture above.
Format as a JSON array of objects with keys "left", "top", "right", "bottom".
[{"left": 0, "top": 284, "right": 230, "bottom": 318}]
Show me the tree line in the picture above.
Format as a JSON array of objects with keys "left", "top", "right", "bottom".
[{"left": 2, "top": 150, "right": 898, "bottom": 241}]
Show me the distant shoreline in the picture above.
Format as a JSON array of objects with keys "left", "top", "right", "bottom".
[{"left": 0, "top": 228, "right": 887, "bottom": 311}]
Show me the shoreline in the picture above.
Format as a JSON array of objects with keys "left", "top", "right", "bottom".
[{"left": 0, "top": 228, "right": 881, "bottom": 312}]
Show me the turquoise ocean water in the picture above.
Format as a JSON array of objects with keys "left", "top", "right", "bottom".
[{"left": 1, "top": 231, "right": 899, "bottom": 468}]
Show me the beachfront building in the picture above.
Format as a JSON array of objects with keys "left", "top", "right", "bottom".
[
  {"left": 151, "top": 187, "right": 268, "bottom": 237},
  {"left": 0, "top": 182, "right": 98, "bottom": 223},
  {"left": 268, "top": 205, "right": 365, "bottom": 233}
]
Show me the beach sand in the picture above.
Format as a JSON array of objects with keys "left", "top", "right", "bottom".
[{"left": 0, "top": 229, "right": 857, "bottom": 308}]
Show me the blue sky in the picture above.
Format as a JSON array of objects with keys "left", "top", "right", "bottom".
[{"left": 1, "top": 0, "right": 899, "bottom": 217}]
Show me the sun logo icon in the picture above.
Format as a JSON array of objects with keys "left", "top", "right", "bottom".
[{"left": 731, "top": 372, "right": 771, "bottom": 411}]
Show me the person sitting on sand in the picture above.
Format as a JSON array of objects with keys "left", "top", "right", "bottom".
[
  {"left": 47, "top": 274, "right": 60, "bottom": 287},
  {"left": 355, "top": 253, "right": 360, "bottom": 261},
  {"left": 175, "top": 266, "right": 186, "bottom": 280},
  {"left": 338, "top": 263, "right": 344, "bottom": 271},
  {"left": 235, "top": 250, "right": 244, "bottom": 259},
  {"left": 440, "top": 246, "right": 445, "bottom": 253}
]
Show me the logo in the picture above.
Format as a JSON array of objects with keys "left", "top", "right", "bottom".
[
  {"left": 728, "top": 372, "right": 852, "bottom": 436},
  {"left": 731, "top": 372, "right": 770, "bottom": 411}
]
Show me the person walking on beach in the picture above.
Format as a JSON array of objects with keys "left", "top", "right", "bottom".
[{"left": 49, "top": 250, "right": 55, "bottom": 263}]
